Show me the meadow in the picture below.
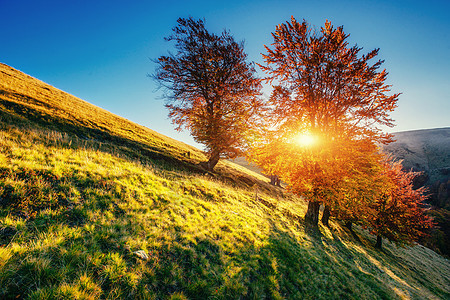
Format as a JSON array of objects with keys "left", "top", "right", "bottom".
[{"left": 0, "top": 63, "right": 449, "bottom": 299}]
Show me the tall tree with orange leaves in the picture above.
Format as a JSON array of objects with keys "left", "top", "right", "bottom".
[
  {"left": 251, "top": 17, "right": 399, "bottom": 225},
  {"left": 154, "top": 17, "right": 262, "bottom": 171}
]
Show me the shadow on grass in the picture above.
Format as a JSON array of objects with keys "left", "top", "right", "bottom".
[
  {"left": 0, "top": 93, "right": 267, "bottom": 191},
  {"left": 3, "top": 196, "right": 447, "bottom": 299},
  {"left": 0, "top": 95, "right": 197, "bottom": 172},
  {"left": 266, "top": 220, "right": 396, "bottom": 299},
  {"left": 0, "top": 161, "right": 419, "bottom": 299}
]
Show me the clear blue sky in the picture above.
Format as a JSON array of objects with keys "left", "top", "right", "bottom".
[{"left": 1, "top": 0, "right": 449, "bottom": 148}]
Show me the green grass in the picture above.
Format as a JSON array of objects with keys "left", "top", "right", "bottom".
[{"left": 0, "top": 62, "right": 449, "bottom": 299}]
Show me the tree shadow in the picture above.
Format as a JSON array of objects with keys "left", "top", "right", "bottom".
[
  {"left": 303, "top": 220, "right": 324, "bottom": 240},
  {"left": 0, "top": 95, "right": 198, "bottom": 172},
  {"left": 0, "top": 93, "right": 270, "bottom": 192},
  {"left": 259, "top": 220, "right": 396, "bottom": 298},
  {"left": 2, "top": 197, "right": 448, "bottom": 299}
]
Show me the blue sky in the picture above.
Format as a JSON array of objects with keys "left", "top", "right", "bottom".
[{"left": 1, "top": 0, "right": 449, "bottom": 148}]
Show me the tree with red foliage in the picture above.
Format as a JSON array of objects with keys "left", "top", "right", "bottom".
[
  {"left": 154, "top": 17, "right": 262, "bottom": 171},
  {"left": 251, "top": 17, "right": 399, "bottom": 225},
  {"left": 369, "top": 156, "right": 433, "bottom": 249}
]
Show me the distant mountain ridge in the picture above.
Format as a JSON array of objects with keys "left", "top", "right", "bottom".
[
  {"left": 383, "top": 127, "right": 450, "bottom": 185},
  {"left": 382, "top": 127, "right": 450, "bottom": 211}
]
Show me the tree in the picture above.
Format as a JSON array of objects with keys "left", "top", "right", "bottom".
[
  {"left": 369, "top": 156, "right": 433, "bottom": 250},
  {"left": 252, "top": 132, "right": 379, "bottom": 226},
  {"left": 320, "top": 140, "right": 383, "bottom": 227},
  {"left": 154, "top": 17, "right": 262, "bottom": 171},
  {"left": 251, "top": 17, "right": 399, "bottom": 225}
]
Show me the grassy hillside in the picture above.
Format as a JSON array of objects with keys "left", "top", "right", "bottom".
[{"left": 0, "top": 63, "right": 449, "bottom": 299}]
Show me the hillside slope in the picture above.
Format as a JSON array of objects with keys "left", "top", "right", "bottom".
[
  {"left": 383, "top": 128, "right": 450, "bottom": 186},
  {"left": 0, "top": 63, "right": 204, "bottom": 165},
  {"left": 383, "top": 128, "right": 450, "bottom": 208},
  {"left": 0, "top": 63, "right": 449, "bottom": 299}
]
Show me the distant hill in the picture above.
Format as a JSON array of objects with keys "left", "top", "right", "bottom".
[
  {"left": 0, "top": 63, "right": 449, "bottom": 299},
  {"left": 382, "top": 128, "right": 450, "bottom": 256},
  {"left": 383, "top": 128, "right": 450, "bottom": 187},
  {"left": 382, "top": 128, "right": 450, "bottom": 208}
]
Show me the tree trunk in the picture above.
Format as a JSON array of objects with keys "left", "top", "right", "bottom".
[
  {"left": 375, "top": 235, "right": 382, "bottom": 249},
  {"left": 305, "top": 201, "right": 321, "bottom": 226},
  {"left": 321, "top": 205, "right": 331, "bottom": 227},
  {"left": 270, "top": 175, "right": 281, "bottom": 186},
  {"left": 270, "top": 175, "right": 276, "bottom": 185},
  {"left": 200, "top": 149, "right": 220, "bottom": 171},
  {"left": 345, "top": 221, "right": 352, "bottom": 231}
]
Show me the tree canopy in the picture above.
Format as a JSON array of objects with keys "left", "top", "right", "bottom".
[
  {"left": 154, "top": 17, "right": 262, "bottom": 171},
  {"left": 251, "top": 17, "right": 400, "bottom": 225},
  {"left": 260, "top": 18, "right": 398, "bottom": 142}
]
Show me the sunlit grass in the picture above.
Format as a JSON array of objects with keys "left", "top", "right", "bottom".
[{"left": 0, "top": 62, "right": 449, "bottom": 299}]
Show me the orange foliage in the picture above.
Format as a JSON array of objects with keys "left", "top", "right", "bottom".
[
  {"left": 154, "top": 18, "right": 263, "bottom": 170},
  {"left": 368, "top": 156, "right": 434, "bottom": 248},
  {"left": 250, "top": 17, "right": 399, "bottom": 225}
]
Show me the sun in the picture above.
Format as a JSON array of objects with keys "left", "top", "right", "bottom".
[{"left": 294, "top": 133, "right": 316, "bottom": 147}]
